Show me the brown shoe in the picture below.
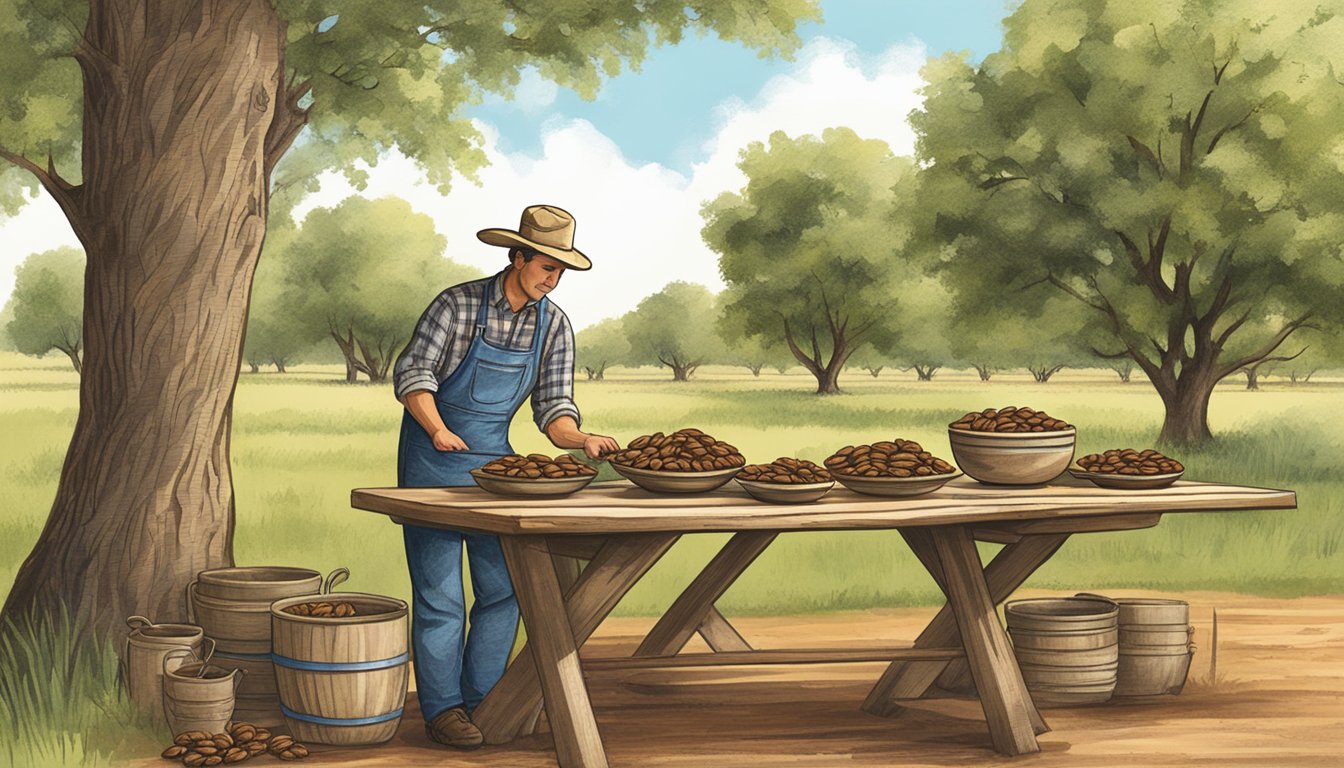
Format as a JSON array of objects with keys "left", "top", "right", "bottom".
[{"left": 426, "top": 707, "right": 484, "bottom": 750}]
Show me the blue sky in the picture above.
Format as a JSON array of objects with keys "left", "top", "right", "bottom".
[
  {"left": 0, "top": 0, "right": 1013, "bottom": 328},
  {"left": 472, "top": 0, "right": 1009, "bottom": 172}
]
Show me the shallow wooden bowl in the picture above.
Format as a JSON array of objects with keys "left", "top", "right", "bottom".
[{"left": 469, "top": 469, "right": 596, "bottom": 497}]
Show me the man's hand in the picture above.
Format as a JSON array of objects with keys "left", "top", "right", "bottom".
[
  {"left": 582, "top": 434, "right": 620, "bottom": 459},
  {"left": 432, "top": 428, "right": 470, "bottom": 452}
]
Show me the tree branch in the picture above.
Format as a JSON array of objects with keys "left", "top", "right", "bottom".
[
  {"left": 1217, "top": 315, "right": 1315, "bottom": 379},
  {"left": 0, "top": 146, "right": 84, "bottom": 228}
]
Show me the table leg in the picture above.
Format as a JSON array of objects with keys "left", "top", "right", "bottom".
[
  {"left": 696, "top": 605, "right": 752, "bottom": 652},
  {"left": 929, "top": 525, "right": 1040, "bottom": 756},
  {"left": 474, "top": 533, "right": 679, "bottom": 745},
  {"left": 634, "top": 531, "right": 778, "bottom": 657},
  {"left": 552, "top": 552, "right": 586, "bottom": 598},
  {"left": 500, "top": 536, "right": 607, "bottom": 768},
  {"left": 863, "top": 532, "right": 1066, "bottom": 730}
]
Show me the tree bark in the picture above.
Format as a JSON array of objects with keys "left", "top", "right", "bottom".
[
  {"left": 1157, "top": 377, "right": 1216, "bottom": 444},
  {"left": 273, "top": 358, "right": 287, "bottom": 374},
  {"left": 914, "top": 364, "right": 938, "bottom": 381},
  {"left": 2, "top": 0, "right": 289, "bottom": 639},
  {"left": 248, "top": 362, "right": 260, "bottom": 373},
  {"left": 1028, "top": 365, "right": 1064, "bottom": 383},
  {"left": 865, "top": 367, "right": 882, "bottom": 378},
  {"left": 1111, "top": 365, "right": 1132, "bottom": 383},
  {"left": 1242, "top": 367, "right": 1259, "bottom": 391},
  {"left": 973, "top": 364, "right": 993, "bottom": 382}
]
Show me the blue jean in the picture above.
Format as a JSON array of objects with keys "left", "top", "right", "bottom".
[{"left": 403, "top": 524, "right": 520, "bottom": 721}]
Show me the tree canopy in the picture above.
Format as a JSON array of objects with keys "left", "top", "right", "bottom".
[
  {"left": 575, "top": 315, "right": 630, "bottom": 380},
  {"left": 913, "top": 0, "right": 1344, "bottom": 441},
  {"left": 4, "top": 246, "right": 85, "bottom": 373},
  {"left": 703, "top": 128, "right": 914, "bottom": 393},
  {"left": 277, "top": 196, "right": 480, "bottom": 382},
  {"left": 623, "top": 281, "right": 723, "bottom": 381}
]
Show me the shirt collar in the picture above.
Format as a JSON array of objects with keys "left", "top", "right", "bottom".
[{"left": 491, "top": 269, "right": 539, "bottom": 313}]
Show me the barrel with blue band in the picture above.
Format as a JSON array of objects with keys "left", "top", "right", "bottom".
[
  {"left": 272, "top": 652, "right": 410, "bottom": 672},
  {"left": 280, "top": 703, "right": 405, "bottom": 726}
]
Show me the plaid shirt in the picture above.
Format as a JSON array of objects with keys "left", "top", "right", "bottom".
[{"left": 393, "top": 270, "right": 580, "bottom": 432}]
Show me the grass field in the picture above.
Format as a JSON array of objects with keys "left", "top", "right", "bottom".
[{"left": 3, "top": 351, "right": 1341, "bottom": 617}]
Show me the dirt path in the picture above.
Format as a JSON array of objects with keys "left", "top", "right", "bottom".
[{"left": 127, "top": 590, "right": 1344, "bottom": 767}]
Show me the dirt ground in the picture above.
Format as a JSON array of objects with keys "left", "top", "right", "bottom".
[{"left": 128, "top": 590, "right": 1344, "bottom": 768}]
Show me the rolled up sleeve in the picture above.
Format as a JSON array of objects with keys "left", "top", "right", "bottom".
[
  {"left": 532, "top": 309, "right": 581, "bottom": 432},
  {"left": 393, "top": 291, "right": 455, "bottom": 400}
]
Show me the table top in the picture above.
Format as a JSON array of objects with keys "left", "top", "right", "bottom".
[{"left": 350, "top": 476, "right": 1297, "bottom": 536}]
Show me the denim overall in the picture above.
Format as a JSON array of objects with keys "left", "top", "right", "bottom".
[{"left": 397, "top": 293, "right": 551, "bottom": 720}]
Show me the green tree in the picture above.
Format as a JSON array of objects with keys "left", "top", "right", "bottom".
[
  {"left": 704, "top": 128, "right": 910, "bottom": 394},
  {"left": 847, "top": 348, "right": 893, "bottom": 378},
  {"left": 575, "top": 316, "right": 629, "bottom": 380},
  {"left": 715, "top": 292, "right": 792, "bottom": 377},
  {"left": 913, "top": 0, "right": 1344, "bottom": 443},
  {"left": 4, "top": 247, "right": 85, "bottom": 373},
  {"left": 0, "top": 0, "right": 817, "bottom": 635},
  {"left": 280, "top": 196, "right": 480, "bottom": 383},
  {"left": 624, "top": 282, "right": 724, "bottom": 381},
  {"left": 889, "top": 277, "right": 957, "bottom": 381},
  {"left": 243, "top": 221, "right": 307, "bottom": 374}
]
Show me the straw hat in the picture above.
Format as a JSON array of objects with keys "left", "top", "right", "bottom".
[{"left": 476, "top": 204, "right": 592, "bottom": 270}]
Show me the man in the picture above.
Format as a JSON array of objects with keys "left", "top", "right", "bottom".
[{"left": 392, "top": 204, "right": 620, "bottom": 749}]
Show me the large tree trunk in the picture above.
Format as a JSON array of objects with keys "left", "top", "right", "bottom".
[
  {"left": 1242, "top": 367, "right": 1260, "bottom": 390},
  {"left": 2, "top": 0, "right": 290, "bottom": 639},
  {"left": 1153, "top": 361, "right": 1219, "bottom": 444}
]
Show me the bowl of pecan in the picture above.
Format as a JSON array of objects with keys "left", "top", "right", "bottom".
[
  {"left": 607, "top": 428, "right": 746, "bottom": 493},
  {"left": 824, "top": 439, "right": 960, "bottom": 497},
  {"left": 470, "top": 453, "right": 599, "bottom": 497},
  {"left": 1069, "top": 449, "right": 1185, "bottom": 489},
  {"left": 948, "top": 406, "right": 1076, "bottom": 485},
  {"left": 735, "top": 457, "right": 835, "bottom": 504}
]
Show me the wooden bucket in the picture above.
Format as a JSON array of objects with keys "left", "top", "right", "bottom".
[
  {"left": 270, "top": 593, "right": 409, "bottom": 745},
  {"left": 1112, "top": 597, "right": 1194, "bottom": 696},
  {"left": 123, "top": 616, "right": 210, "bottom": 721},
  {"left": 1007, "top": 597, "right": 1118, "bottom": 707},
  {"left": 161, "top": 649, "right": 244, "bottom": 737},
  {"left": 189, "top": 567, "right": 346, "bottom": 727},
  {"left": 214, "top": 650, "right": 284, "bottom": 728}
]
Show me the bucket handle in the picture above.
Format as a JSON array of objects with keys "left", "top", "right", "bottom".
[
  {"left": 233, "top": 666, "right": 248, "bottom": 692},
  {"left": 184, "top": 579, "right": 198, "bottom": 623},
  {"left": 322, "top": 568, "right": 350, "bottom": 595},
  {"left": 163, "top": 647, "right": 196, "bottom": 676},
  {"left": 126, "top": 615, "right": 154, "bottom": 631},
  {"left": 199, "top": 637, "right": 216, "bottom": 666}
]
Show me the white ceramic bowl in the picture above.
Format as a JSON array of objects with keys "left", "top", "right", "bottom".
[
  {"left": 469, "top": 469, "right": 596, "bottom": 497},
  {"left": 831, "top": 470, "right": 961, "bottom": 498},
  {"left": 734, "top": 478, "right": 835, "bottom": 504},
  {"left": 948, "top": 427, "right": 1076, "bottom": 485},
  {"left": 610, "top": 463, "right": 740, "bottom": 493}
]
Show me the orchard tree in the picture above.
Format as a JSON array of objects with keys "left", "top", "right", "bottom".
[
  {"left": 704, "top": 128, "right": 910, "bottom": 394},
  {"left": 575, "top": 316, "right": 629, "bottom": 381},
  {"left": 242, "top": 222, "right": 306, "bottom": 374},
  {"left": 890, "top": 277, "right": 957, "bottom": 381},
  {"left": 716, "top": 292, "right": 793, "bottom": 376},
  {"left": 914, "top": 0, "right": 1344, "bottom": 442},
  {"left": 4, "top": 247, "right": 85, "bottom": 373},
  {"left": 624, "top": 282, "right": 725, "bottom": 381},
  {"left": 281, "top": 196, "right": 479, "bottom": 383},
  {"left": 0, "top": 0, "right": 819, "bottom": 637},
  {"left": 848, "top": 349, "right": 892, "bottom": 378}
]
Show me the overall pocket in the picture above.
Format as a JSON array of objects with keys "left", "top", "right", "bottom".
[{"left": 468, "top": 361, "right": 528, "bottom": 406}]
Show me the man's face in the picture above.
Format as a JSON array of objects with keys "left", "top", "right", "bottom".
[{"left": 513, "top": 252, "right": 567, "bottom": 301}]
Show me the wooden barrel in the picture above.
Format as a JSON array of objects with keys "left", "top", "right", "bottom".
[
  {"left": 270, "top": 593, "right": 409, "bottom": 745},
  {"left": 1007, "top": 597, "right": 1118, "bottom": 707},
  {"left": 123, "top": 616, "right": 209, "bottom": 722},
  {"left": 161, "top": 649, "right": 244, "bottom": 737},
  {"left": 1110, "top": 597, "right": 1194, "bottom": 696},
  {"left": 187, "top": 567, "right": 344, "bottom": 727}
]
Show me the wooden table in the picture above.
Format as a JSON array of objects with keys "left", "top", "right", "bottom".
[{"left": 350, "top": 476, "right": 1296, "bottom": 768}]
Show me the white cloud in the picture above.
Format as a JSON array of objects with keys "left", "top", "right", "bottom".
[
  {"left": 294, "top": 37, "right": 928, "bottom": 331},
  {"left": 1, "top": 37, "right": 928, "bottom": 332},
  {"left": 0, "top": 191, "right": 83, "bottom": 306},
  {"left": 479, "top": 66, "right": 560, "bottom": 115}
]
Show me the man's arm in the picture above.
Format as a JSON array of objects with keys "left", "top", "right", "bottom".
[
  {"left": 545, "top": 415, "right": 619, "bottom": 459},
  {"left": 402, "top": 390, "right": 469, "bottom": 451}
]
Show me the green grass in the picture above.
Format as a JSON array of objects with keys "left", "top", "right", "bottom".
[
  {"left": 3, "top": 352, "right": 1341, "bottom": 614},
  {"left": 0, "top": 608, "right": 160, "bottom": 768},
  {"left": 2, "top": 352, "right": 1342, "bottom": 765}
]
